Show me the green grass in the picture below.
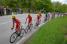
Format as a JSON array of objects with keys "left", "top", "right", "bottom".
[{"left": 24, "top": 16, "right": 67, "bottom": 44}]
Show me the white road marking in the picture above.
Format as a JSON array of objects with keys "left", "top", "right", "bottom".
[{"left": 0, "top": 21, "right": 11, "bottom": 26}]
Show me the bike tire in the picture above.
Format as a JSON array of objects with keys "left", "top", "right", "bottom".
[
  {"left": 20, "top": 29, "right": 25, "bottom": 37},
  {"left": 26, "top": 25, "right": 29, "bottom": 32},
  {"left": 30, "top": 24, "right": 33, "bottom": 30},
  {"left": 10, "top": 32, "right": 18, "bottom": 43}
]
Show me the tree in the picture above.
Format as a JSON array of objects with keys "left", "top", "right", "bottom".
[{"left": 52, "top": 2, "right": 67, "bottom": 13}]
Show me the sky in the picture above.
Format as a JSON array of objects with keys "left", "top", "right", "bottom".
[{"left": 51, "top": 0, "right": 67, "bottom": 4}]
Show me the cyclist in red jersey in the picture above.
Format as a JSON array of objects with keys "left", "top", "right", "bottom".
[
  {"left": 37, "top": 14, "right": 40, "bottom": 22},
  {"left": 11, "top": 16, "right": 21, "bottom": 34},
  {"left": 36, "top": 12, "right": 42, "bottom": 24},
  {"left": 26, "top": 13, "right": 32, "bottom": 26},
  {"left": 39, "top": 12, "right": 42, "bottom": 20}
]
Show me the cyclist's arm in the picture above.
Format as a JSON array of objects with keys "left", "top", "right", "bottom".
[
  {"left": 26, "top": 17, "right": 28, "bottom": 23},
  {"left": 36, "top": 16, "right": 38, "bottom": 21},
  {"left": 12, "top": 20, "right": 15, "bottom": 28}
]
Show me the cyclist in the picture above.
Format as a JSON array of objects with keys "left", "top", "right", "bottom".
[
  {"left": 39, "top": 12, "right": 42, "bottom": 19},
  {"left": 25, "top": 13, "right": 32, "bottom": 28},
  {"left": 44, "top": 12, "right": 48, "bottom": 21},
  {"left": 37, "top": 12, "right": 42, "bottom": 24},
  {"left": 36, "top": 12, "right": 41, "bottom": 25},
  {"left": 11, "top": 16, "right": 21, "bottom": 36}
]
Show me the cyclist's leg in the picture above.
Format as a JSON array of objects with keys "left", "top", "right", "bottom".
[
  {"left": 39, "top": 18, "right": 41, "bottom": 24},
  {"left": 46, "top": 17, "right": 47, "bottom": 21},
  {"left": 30, "top": 21, "right": 32, "bottom": 26},
  {"left": 36, "top": 20, "right": 37, "bottom": 26},
  {"left": 26, "top": 22, "right": 30, "bottom": 31},
  {"left": 28, "top": 20, "right": 32, "bottom": 28},
  {"left": 30, "top": 21, "right": 32, "bottom": 28},
  {"left": 16, "top": 24, "right": 21, "bottom": 36},
  {"left": 28, "top": 21, "right": 32, "bottom": 31},
  {"left": 38, "top": 19, "right": 40, "bottom": 25},
  {"left": 36, "top": 20, "right": 39, "bottom": 26},
  {"left": 28, "top": 23, "right": 30, "bottom": 29}
]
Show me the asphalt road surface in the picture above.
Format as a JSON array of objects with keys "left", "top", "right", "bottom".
[{"left": 0, "top": 13, "right": 45, "bottom": 44}]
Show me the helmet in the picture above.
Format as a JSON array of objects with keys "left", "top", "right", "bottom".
[
  {"left": 37, "top": 14, "right": 39, "bottom": 16},
  {"left": 39, "top": 11, "right": 41, "bottom": 14},
  {"left": 12, "top": 15, "right": 16, "bottom": 19},
  {"left": 28, "top": 13, "right": 30, "bottom": 16},
  {"left": 37, "top": 14, "right": 39, "bottom": 17}
]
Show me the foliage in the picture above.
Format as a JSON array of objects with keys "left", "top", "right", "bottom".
[
  {"left": 0, "top": 0, "right": 67, "bottom": 12},
  {"left": 52, "top": 2, "right": 67, "bottom": 13}
]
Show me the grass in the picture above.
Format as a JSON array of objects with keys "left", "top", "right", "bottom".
[{"left": 24, "top": 16, "right": 67, "bottom": 44}]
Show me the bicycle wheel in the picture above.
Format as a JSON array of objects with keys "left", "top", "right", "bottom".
[
  {"left": 36, "top": 22, "right": 39, "bottom": 26},
  {"left": 30, "top": 24, "right": 33, "bottom": 30},
  {"left": 34, "top": 23, "right": 38, "bottom": 29},
  {"left": 10, "top": 32, "right": 18, "bottom": 43},
  {"left": 26, "top": 25, "right": 29, "bottom": 32},
  {"left": 20, "top": 29, "right": 25, "bottom": 37}
]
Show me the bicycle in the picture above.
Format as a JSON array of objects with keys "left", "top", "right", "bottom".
[
  {"left": 34, "top": 20, "right": 40, "bottom": 29},
  {"left": 44, "top": 17, "right": 48, "bottom": 22},
  {"left": 10, "top": 26, "right": 26, "bottom": 43},
  {"left": 25, "top": 24, "right": 33, "bottom": 33}
]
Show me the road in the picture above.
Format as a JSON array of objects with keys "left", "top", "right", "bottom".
[{"left": 0, "top": 13, "right": 45, "bottom": 44}]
